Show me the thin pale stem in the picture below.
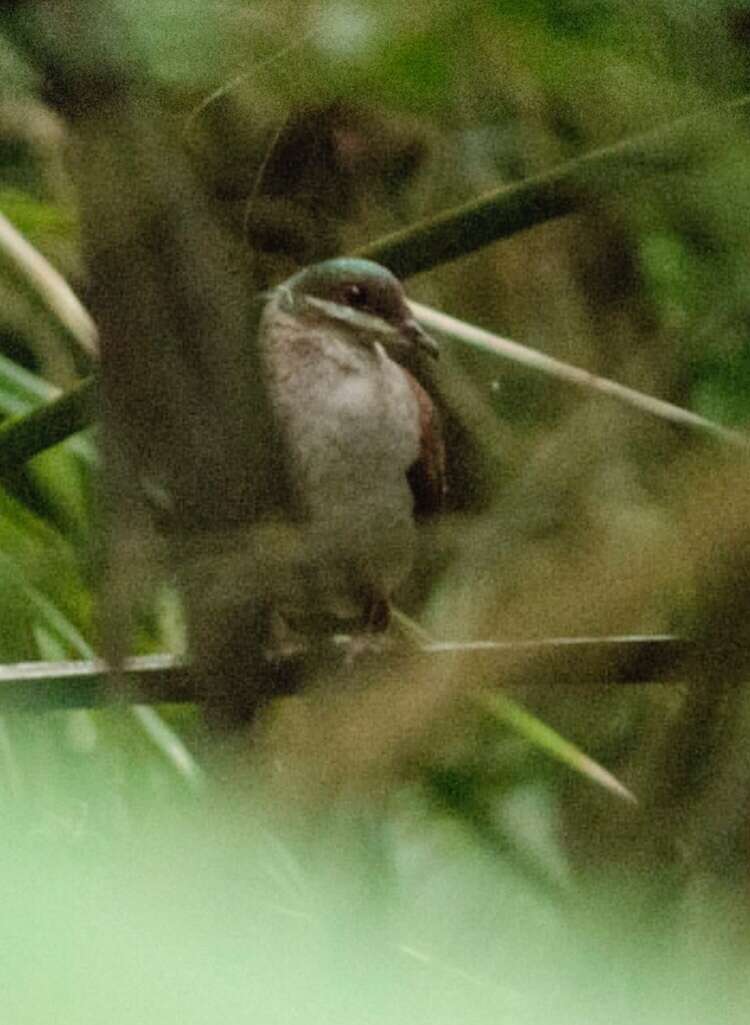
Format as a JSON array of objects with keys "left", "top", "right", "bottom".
[
  {"left": 0, "top": 211, "right": 98, "bottom": 357},
  {"left": 412, "top": 301, "right": 750, "bottom": 448}
]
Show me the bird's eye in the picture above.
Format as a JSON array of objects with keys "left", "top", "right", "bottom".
[{"left": 343, "top": 283, "right": 369, "bottom": 309}]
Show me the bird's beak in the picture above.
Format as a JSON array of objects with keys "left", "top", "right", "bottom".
[
  {"left": 254, "top": 284, "right": 295, "bottom": 311},
  {"left": 402, "top": 318, "right": 439, "bottom": 360}
]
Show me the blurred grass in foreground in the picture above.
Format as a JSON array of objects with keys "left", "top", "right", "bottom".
[{"left": 2, "top": 773, "right": 749, "bottom": 1025}]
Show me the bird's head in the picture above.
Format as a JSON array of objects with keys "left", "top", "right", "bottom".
[{"left": 270, "top": 258, "right": 439, "bottom": 360}]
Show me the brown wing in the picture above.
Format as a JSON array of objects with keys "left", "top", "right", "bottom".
[{"left": 404, "top": 371, "right": 446, "bottom": 520}]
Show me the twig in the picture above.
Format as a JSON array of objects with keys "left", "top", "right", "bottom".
[
  {"left": 411, "top": 302, "right": 750, "bottom": 448},
  {"left": 0, "top": 211, "right": 98, "bottom": 357},
  {"left": 0, "top": 376, "right": 97, "bottom": 473},
  {"left": 0, "top": 635, "right": 688, "bottom": 711},
  {"left": 357, "top": 95, "right": 750, "bottom": 277}
]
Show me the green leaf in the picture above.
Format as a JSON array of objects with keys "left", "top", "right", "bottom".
[
  {"left": 479, "top": 691, "right": 637, "bottom": 804},
  {"left": 0, "top": 189, "right": 76, "bottom": 243}
]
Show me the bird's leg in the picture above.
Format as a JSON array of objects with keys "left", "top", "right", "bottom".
[
  {"left": 342, "top": 595, "right": 393, "bottom": 666},
  {"left": 365, "top": 595, "right": 391, "bottom": 632},
  {"left": 263, "top": 607, "right": 309, "bottom": 662}
]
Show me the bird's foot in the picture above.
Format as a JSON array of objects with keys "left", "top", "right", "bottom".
[
  {"left": 339, "top": 629, "right": 393, "bottom": 667},
  {"left": 263, "top": 609, "right": 309, "bottom": 663}
]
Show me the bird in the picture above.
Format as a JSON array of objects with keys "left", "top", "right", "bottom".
[{"left": 259, "top": 257, "right": 445, "bottom": 644}]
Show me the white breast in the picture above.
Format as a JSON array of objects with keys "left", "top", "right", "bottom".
[{"left": 261, "top": 304, "right": 421, "bottom": 618}]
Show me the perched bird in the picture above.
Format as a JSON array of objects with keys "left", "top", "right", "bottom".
[{"left": 260, "top": 257, "right": 445, "bottom": 640}]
